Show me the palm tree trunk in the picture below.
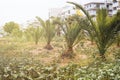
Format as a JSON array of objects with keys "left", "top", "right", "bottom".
[
  {"left": 91, "top": 37, "right": 94, "bottom": 45},
  {"left": 67, "top": 47, "right": 73, "bottom": 54},
  {"left": 100, "top": 54, "right": 106, "bottom": 60},
  {"left": 57, "top": 26, "right": 61, "bottom": 36},
  {"left": 91, "top": 40, "right": 94, "bottom": 45},
  {"left": 35, "top": 41, "right": 38, "bottom": 45},
  {"left": 44, "top": 42, "right": 53, "bottom": 50},
  {"left": 99, "top": 49, "right": 106, "bottom": 61},
  {"left": 117, "top": 40, "right": 120, "bottom": 47},
  {"left": 99, "top": 52, "right": 106, "bottom": 61},
  {"left": 35, "top": 39, "right": 38, "bottom": 45},
  {"left": 62, "top": 46, "right": 74, "bottom": 58}
]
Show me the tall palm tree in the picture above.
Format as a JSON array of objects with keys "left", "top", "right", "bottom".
[
  {"left": 61, "top": 15, "right": 86, "bottom": 58},
  {"left": 68, "top": 2, "right": 120, "bottom": 60},
  {"left": 36, "top": 16, "right": 55, "bottom": 50}
]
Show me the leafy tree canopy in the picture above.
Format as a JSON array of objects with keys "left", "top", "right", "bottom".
[{"left": 3, "top": 21, "right": 20, "bottom": 34}]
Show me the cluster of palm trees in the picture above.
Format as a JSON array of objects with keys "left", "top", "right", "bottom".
[
  {"left": 34, "top": 2, "right": 120, "bottom": 60},
  {"left": 67, "top": 2, "right": 120, "bottom": 59}
]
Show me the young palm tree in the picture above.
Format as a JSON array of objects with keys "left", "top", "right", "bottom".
[
  {"left": 36, "top": 16, "right": 55, "bottom": 50},
  {"left": 34, "top": 26, "right": 42, "bottom": 45},
  {"left": 68, "top": 2, "right": 120, "bottom": 60},
  {"left": 24, "top": 26, "right": 42, "bottom": 45},
  {"left": 61, "top": 15, "right": 86, "bottom": 58}
]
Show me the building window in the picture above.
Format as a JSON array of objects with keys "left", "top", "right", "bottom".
[
  {"left": 113, "top": 0, "right": 117, "bottom": 3},
  {"left": 90, "top": 4, "right": 91, "bottom": 7},
  {"left": 96, "top": 4, "right": 100, "bottom": 8},
  {"left": 107, "top": 5, "right": 109, "bottom": 8},
  {"left": 113, "top": 7, "right": 117, "bottom": 10},
  {"left": 68, "top": 10, "right": 70, "bottom": 14}
]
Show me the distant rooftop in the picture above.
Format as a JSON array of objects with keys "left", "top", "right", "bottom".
[{"left": 84, "top": 2, "right": 105, "bottom": 6}]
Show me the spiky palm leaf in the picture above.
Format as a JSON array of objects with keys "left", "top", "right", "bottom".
[
  {"left": 65, "top": 22, "right": 81, "bottom": 48},
  {"left": 61, "top": 16, "right": 86, "bottom": 58},
  {"left": 34, "top": 26, "right": 42, "bottom": 45},
  {"left": 36, "top": 16, "right": 55, "bottom": 50},
  {"left": 68, "top": 2, "right": 120, "bottom": 59}
]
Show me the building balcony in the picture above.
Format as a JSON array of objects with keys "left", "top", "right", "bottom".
[
  {"left": 108, "top": 12, "right": 113, "bottom": 15},
  {"left": 112, "top": 2, "right": 119, "bottom": 7},
  {"left": 117, "top": 7, "right": 120, "bottom": 10},
  {"left": 108, "top": 6, "right": 113, "bottom": 10},
  {"left": 112, "top": 10, "right": 118, "bottom": 15},
  {"left": 89, "top": 12, "right": 96, "bottom": 16}
]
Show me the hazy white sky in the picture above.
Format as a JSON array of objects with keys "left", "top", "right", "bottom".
[{"left": 0, "top": 0, "right": 104, "bottom": 26}]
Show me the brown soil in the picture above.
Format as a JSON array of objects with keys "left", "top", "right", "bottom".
[{"left": 29, "top": 46, "right": 89, "bottom": 67}]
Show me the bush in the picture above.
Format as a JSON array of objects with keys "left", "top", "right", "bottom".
[{"left": 0, "top": 55, "right": 120, "bottom": 80}]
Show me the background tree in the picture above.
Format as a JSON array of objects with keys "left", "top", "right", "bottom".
[
  {"left": 3, "top": 21, "right": 20, "bottom": 34},
  {"left": 36, "top": 17, "right": 55, "bottom": 50},
  {"left": 11, "top": 29, "right": 23, "bottom": 40},
  {"left": 24, "top": 26, "right": 34, "bottom": 41},
  {"left": 29, "top": 21, "right": 42, "bottom": 45},
  {"left": 68, "top": 2, "right": 120, "bottom": 60},
  {"left": 24, "top": 26, "right": 42, "bottom": 45},
  {"left": 52, "top": 17, "right": 63, "bottom": 36}
]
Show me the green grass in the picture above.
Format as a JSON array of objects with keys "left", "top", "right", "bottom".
[{"left": 0, "top": 37, "right": 120, "bottom": 80}]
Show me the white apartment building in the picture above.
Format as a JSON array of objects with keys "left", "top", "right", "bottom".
[
  {"left": 84, "top": 0, "right": 120, "bottom": 17},
  {"left": 84, "top": 2, "right": 112, "bottom": 17},
  {"left": 112, "top": 0, "right": 120, "bottom": 15},
  {"left": 106, "top": 2, "right": 113, "bottom": 16},
  {"left": 49, "top": 6, "right": 75, "bottom": 19},
  {"left": 49, "top": 5, "right": 83, "bottom": 20},
  {"left": 49, "top": 8, "right": 63, "bottom": 18},
  {"left": 59, "top": 6, "right": 76, "bottom": 20}
]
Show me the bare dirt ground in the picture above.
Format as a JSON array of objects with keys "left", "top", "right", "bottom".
[{"left": 28, "top": 42, "right": 91, "bottom": 67}]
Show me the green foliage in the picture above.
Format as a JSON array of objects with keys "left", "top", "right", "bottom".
[
  {"left": 11, "top": 29, "right": 23, "bottom": 40},
  {"left": 62, "top": 16, "right": 84, "bottom": 48},
  {"left": 0, "top": 42, "right": 17, "bottom": 53},
  {"left": 116, "top": 31, "right": 120, "bottom": 46},
  {"left": 24, "top": 26, "right": 34, "bottom": 41},
  {"left": 24, "top": 26, "right": 42, "bottom": 44},
  {"left": 68, "top": 2, "right": 120, "bottom": 59},
  {"left": 44, "top": 20, "right": 55, "bottom": 44},
  {"left": 52, "top": 17, "right": 63, "bottom": 36},
  {"left": 34, "top": 26, "right": 42, "bottom": 45},
  {"left": 36, "top": 16, "right": 55, "bottom": 49},
  {"left": 61, "top": 15, "right": 88, "bottom": 58},
  {"left": 52, "top": 17, "right": 62, "bottom": 26},
  {"left": 3, "top": 21, "right": 20, "bottom": 34},
  {"left": 113, "top": 48, "right": 120, "bottom": 59},
  {"left": 0, "top": 33, "right": 120, "bottom": 80},
  {"left": 0, "top": 55, "right": 120, "bottom": 80}
]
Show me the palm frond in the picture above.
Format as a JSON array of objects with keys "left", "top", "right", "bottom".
[
  {"left": 36, "top": 17, "right": 55, "bottom": 45},
  {"left": 68, "top": 2, "right": 120, "bottom": 56},
  {"left": 67, "top": 2, "right": 96, "bottom": 32},
  {"left": 36, "top": 16, "right": 45, "bottom": 28}
]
